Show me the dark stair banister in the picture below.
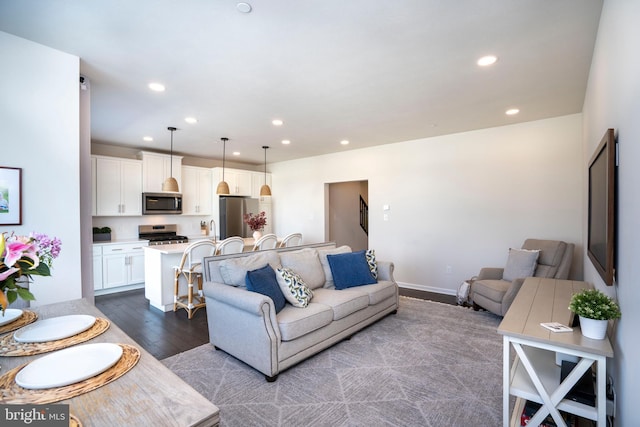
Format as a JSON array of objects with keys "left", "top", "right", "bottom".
[{"left": 359, "top": 196, "right": 368, "bottom": 235}]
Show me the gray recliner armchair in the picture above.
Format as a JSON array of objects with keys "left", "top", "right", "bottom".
[{"left": 471, "top": 239, "right": 574, "bottom": 316}]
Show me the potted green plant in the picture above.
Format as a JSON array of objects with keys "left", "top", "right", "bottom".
[
  {"left": 92, "top": 227, "right": 112, "bottom": 242},
  {"left": 569, "top": 288, "right": 621, "bottom": 340}
]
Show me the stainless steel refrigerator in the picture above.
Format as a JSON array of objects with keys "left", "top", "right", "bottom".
[{"left": 219, "top": 196, "right": 259, "bottom": 239}]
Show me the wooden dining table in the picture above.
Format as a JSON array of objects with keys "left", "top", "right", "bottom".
[{"left": 0, "top": 298, "right": 220, "bottom": 427}]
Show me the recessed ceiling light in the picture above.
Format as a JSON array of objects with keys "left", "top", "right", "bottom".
[
  {"left": 340, "top": 140, "right": 349, "bottom": 145},
  {"left": 477, "top": 55, "right": 498, "bottom": 66},
  {"left": 237, "top": 2, "right": 252, "bottom": 13},
  {"left": 185, "top": 117, "right": 198, "bottom": 124},
  {"left": 281, "top": 140, "right": 291, "bottom": 145},
  {"left": 148, "top": 82, "right": 165, "bottom": 92},
  {"left": 232, "top": 151, "right": 240, "bottom": 156},
  {"left": 272, "top": 119, "right": 283, "bottom": 126},
  {"left": 505, "top": 108, "right": 520, "bottom": 116},
  {"left": 143, "top": 136, "right": 153, "bottom": 142}
]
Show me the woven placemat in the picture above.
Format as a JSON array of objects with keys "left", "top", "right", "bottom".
[
  {"left": 0, "top": 310, "right": 38, "bottom": 335},
  {"left": 0, "top": 344, "right": 140, "bottom": 404},
  {"left": 0, "top": 317, "right": 110, "bottom": 357}
]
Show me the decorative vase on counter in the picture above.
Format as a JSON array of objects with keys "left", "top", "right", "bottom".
[
  {"left": 579, "top": 316, "right": 608, "bottom": 340},
  {"left": 253, "top": 230, "right": 262, "bottom": 240}
]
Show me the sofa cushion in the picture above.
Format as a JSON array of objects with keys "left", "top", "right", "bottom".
[
  {"left": 317, "top": 245, "right": 352, "bottom": 288},
  {"left": 279, "top": 248, "right": 325, "bottom": 289},
  {"left": 219, "top": 251, "right": 281, "bottom": 287},
  {"left": 503, "top": 248, "right": 540, "bottom": 282},
  {"left": 276, "top": 267, "right": 313, "bottom": 308},
  {"left": 311, "top": 288, "right": 370, "bottom": 320},
  {"left": 245, "top": 264, "right": 286, "bottom": 313},
  {"left": 350, "top": 280, "right": 396, "bottom": 305},
  {"left": 366, "top": 249, "right": 378, "bottom": 279},
  {"left": 327, "top": 250, "right": 377, "bottom": 290},
  {"left": 277, "top": 303, "right": 334, "bottom": 341}
]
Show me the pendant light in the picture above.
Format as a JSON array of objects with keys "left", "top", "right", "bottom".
[
  {"left": 216, "top": 137, "right": 230, "bottom": 195},
  {"left": 162, "top": 126, "right": 179, "bottom": 192},
  {"left": 260, "top": 146, "right": 272, "bottom": 196}
]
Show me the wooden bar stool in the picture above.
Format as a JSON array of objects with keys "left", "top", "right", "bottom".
[{"left": 173, "top": 240, "right": 216, "bottom": 319}]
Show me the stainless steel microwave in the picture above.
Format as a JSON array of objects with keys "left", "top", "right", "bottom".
[{"left": 142, "top": 192, "right": 182, "bottom": 215}]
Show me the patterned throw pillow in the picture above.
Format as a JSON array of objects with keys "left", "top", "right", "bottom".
[
  {"left": 365, "top": 249, "right": 377, "bottom": 279},
  {"left": 276, "top": 267, "right": 314, "bottom": 308}
]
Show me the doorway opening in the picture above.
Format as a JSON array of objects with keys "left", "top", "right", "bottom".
[{"left": 325, "top": 180, "right": 369, "bottom": 251}]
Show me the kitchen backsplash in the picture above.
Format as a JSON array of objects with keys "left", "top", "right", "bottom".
[{"left": 92, "top": 215, "right": 212, "bottom": 241}]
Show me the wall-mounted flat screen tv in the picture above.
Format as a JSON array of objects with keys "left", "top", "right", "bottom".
[{"left": 587, "top": 128, "right": 616, "bottom": 286}]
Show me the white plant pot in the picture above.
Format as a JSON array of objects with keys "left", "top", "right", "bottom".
[
  {"left": 252, "top": 230, "right": 262, "bottom": 240},
  {"left": 579, "top": 316, "right": 608, "bottom": 340}
]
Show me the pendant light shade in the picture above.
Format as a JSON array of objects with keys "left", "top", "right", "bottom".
[
  {"left": 216, "top": 137, "right": 230, "bottom": 195},
  {"left": 260, "top": 145, "right": 272, "bottom": 196},
  {"left": 162, "top": 127, "right": 180, "bottom": 192}
]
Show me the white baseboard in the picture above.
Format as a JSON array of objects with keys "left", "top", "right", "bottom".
[
  {"left": 397, "top": 282, "right": 456, "bottom": 296},
  {"left": 94, "top": 283, "right": 145, "bottom": 296}
]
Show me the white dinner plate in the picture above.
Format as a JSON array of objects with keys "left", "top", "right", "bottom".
[
  {"left": 13, "top": 314, "right": 96, "bottom": 343},
  {"left": 16, "top": 343, "right": 123, "bottom": 389},
  {"left": 0, "top": 308, "right": 23, "bottom": 326}
]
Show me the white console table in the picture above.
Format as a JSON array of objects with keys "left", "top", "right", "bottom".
[{"left": 498, "top": 278, "right": 614, "bottom": 426}]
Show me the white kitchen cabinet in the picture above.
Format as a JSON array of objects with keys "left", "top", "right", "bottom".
[
  {"left": 101, "top": 243, "right": 148, "bottom": 289},
  {"left": 212, "top": 167, "right": 253, "bottom": 196},
  {"left": 92, "top": 245, "right": 103, "bottom": 290},
  {"left": 95, "top": 156, "right": 142, "bottom": 216},
  {"left": 182, "top": 166, "right": 212, "bottom": 215},
  {"left": 139, "top": 151, "right": 183, "bottom": 193}
]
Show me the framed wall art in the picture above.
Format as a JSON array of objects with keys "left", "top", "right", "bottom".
[{"left": 0, "top": 166, "right": 22, "bottom": 225}]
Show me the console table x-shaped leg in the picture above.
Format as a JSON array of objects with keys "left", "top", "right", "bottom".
[{"left": 504, "top": 336, "right": 607, "bottom": 427}]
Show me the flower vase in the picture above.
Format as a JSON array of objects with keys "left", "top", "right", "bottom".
[
  {"left": 579, "top": 316, "right": 608, "bottom": 340},
  {"left": 253, "top": 230, "right": 262, "bottom": 240}
]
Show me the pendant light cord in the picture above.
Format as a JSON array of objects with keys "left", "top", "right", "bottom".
[{"left": 221, "top": 138, "right": 228, "bottom": 181}]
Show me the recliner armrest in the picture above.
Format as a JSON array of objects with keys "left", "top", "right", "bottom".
[
  {"left": 501, "top": 277, "right": 526, "bottom": 316},
  {"left": 477, "top": 267, "right": 504, "bottom": 280}
]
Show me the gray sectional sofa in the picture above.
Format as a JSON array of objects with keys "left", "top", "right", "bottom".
[{"left": 201, "top": 242, "right": 399, "bottom": 381}]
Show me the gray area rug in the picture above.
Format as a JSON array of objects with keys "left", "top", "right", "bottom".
[{"left": 162, "top": 297, "right": 503, "bottom": 426}]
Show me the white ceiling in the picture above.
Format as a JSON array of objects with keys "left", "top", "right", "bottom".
[{"left": 0, "top": 0, "right": 603, "bottom": 164}]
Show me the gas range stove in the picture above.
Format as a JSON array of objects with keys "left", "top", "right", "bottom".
[{"left": 139, "top": 224, "right": 188, "bottom": 246}]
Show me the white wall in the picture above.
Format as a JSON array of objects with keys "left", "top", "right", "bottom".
[
  {"left": 1, "top": 31, "right": 82, "bottom": 306},
  {"left": 270, "top": 114, "right": 583, "bottom": 294},
  {"left": 581, "top": 0, "right": 640, "bottom": 423}
]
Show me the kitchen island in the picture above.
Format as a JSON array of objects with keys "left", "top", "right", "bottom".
[{"left": 144, "top": 238, "right": 257, "bottom": 312}]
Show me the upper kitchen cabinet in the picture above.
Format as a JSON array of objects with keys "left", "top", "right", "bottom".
[
  {"left": 94, "top": 155, "right": 142, "bottom": 216},
  {"left": 182, "top": 165, "right": 212, "bottom": 215},
  {"left": 212, "top": 167, "right": 253, "bottom": 196},
  {"left": 138, "top": 151, "right": 183, "bottom": 193}
]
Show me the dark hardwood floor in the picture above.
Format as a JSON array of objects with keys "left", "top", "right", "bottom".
[{"left": 95, "top": 287, "right": 456, "bottom": 360}]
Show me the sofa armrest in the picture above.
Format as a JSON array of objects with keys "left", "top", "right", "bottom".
[
  {"left": 203, "top": 281, "right": 272, "bottom": 316},
  {"left": 477, "top": 267, "right": 504, "bottom": 280},
  {"left": 203, "top": 281, "right": 282, "bottom": 378},
  {"left": 376, "top": 261, "right": 395, "bottom": 282}
]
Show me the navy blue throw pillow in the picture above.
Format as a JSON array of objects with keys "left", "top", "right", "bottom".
[
  {"left": 245, "top": 264, "right": 286, "bottom": 313},
  {"left": 326, "top": 250, "right": 377, "bottom": 290}
]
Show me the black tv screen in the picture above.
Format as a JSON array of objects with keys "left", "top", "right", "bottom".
[{"left": 587, "top": 128, "right": 616, "bottom": 286}]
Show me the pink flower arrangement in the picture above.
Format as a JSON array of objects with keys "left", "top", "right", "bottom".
[
  {"left": 1, "top": 231, "right": 62, "bottom": 312},
  {"left": 243, "top": 211, "right": 267, "bottom": 231}
]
